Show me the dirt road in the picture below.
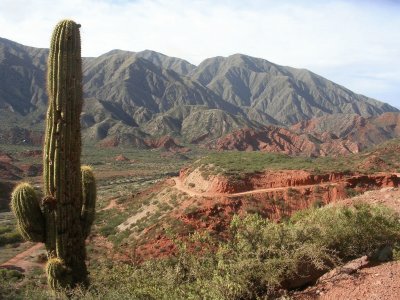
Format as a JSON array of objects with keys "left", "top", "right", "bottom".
[
  {"left": 172, "top": 177, "right": 337, "bottom": 198},
  {"left": 0, "top": 242, "right": 44, "bottom": 272}
]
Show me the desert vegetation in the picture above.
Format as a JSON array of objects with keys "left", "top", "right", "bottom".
[
  {"left": 2, "top": 137, "right": 400, "bottom": 298},
  {"left": 1, "top": 203, "right": 399, "bottom": 299}
]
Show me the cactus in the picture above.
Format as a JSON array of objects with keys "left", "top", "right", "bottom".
[{"left": 10, "top": 19, "right": 96, "bottom": 291}]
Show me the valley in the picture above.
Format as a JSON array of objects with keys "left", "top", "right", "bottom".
[{"left": 1, "top": 138, "right": 400, "bottom": 299}]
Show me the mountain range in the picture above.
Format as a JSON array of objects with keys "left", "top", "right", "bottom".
[{"left": 0, "top": 37, "right": 398, "bottom": 148}]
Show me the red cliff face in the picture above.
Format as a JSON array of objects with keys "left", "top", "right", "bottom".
[
  {"left": 210, "top": 171, "right": 398, "bottom": 194},
  {"left": 292, "top": 112, "right": 400, "bottom": 151},
  {"left": 180, "top": 168, "right": 399, "bottom": 221},
  {"left": 131, "top": 169, "right": 400, "bottom": 260}
]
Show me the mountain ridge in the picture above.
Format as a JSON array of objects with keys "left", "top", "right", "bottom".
[{"left": 0, "top": 37, "right": 398, "bottom": 147}]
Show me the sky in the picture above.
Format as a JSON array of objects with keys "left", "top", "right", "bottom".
[{"left": 1, "top": 0, "right": 399, "bottom": 108}]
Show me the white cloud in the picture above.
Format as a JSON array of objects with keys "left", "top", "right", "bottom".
[{"left": 0, "top": 0, "right": 399, "bottom": 107}]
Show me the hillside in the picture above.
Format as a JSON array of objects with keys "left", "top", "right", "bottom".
[
  {"left": 207, "top": 112, "right": 400, "bottom": 155},
  {"left": 1, "top": 139, "right": 400, "bottom": 299},
  {"left": 0, "top": 37, "right": 398, "bottom": 146}
]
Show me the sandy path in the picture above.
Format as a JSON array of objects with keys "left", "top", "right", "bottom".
[
  {"left": 117, "top": 203, "right": 158, "bottom": 231},
  {"left": 172, "top": 177, "right": 337, "bottom": 198},
  {"left": 0, "top": 242, "right": 44, "bottom": 271}
]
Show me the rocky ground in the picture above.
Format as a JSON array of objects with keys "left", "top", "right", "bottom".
[{"left": 293, "top": 259, "right": 400, "bottom": 300}]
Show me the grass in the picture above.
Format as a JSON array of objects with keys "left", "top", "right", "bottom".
[
  {"left": 193, "top": 151, "right": 355, "bottom": 176},
  {"left": 192, "top": 139, "right": 400, "bottom": 177},
  {"left": 0, "top": 211, "right": 23, "bottom": 260}
]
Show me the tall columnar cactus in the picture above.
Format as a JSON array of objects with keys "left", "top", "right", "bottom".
[{"left": 10, "top": 20, "right": 96, "bottom": 291}]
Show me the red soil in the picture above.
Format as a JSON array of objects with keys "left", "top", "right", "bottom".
[{"left": 293, "top": 250, "right": 400, "bottom": 300}]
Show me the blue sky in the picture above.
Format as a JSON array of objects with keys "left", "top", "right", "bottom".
[{"left": 1, "top": 0, "right": 399, "bottom": 108}]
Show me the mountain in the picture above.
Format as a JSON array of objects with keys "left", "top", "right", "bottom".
[
  {"left": 189, "top": 54, "right": 395, "bottom": 124},
  {"left": 0, "top": 37, "right": 398, "bottom": 146}
]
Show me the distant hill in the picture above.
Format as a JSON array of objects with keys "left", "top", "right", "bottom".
[
  {"left": 208, "top": 112, "right": 400, "bottom": 156},
  {"left": 0, "top": 37, "right": 398, "bottom": 146}
]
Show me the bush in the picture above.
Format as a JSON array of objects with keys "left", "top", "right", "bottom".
[
  {"left": 290, "top": 203, "right": 400, "bottom": 259},
  {"left": 0, "top": 227, "right": 22, "bottom": 246},
  {"left": 6, "top": 203, "right": 400, "bottom": 300}
]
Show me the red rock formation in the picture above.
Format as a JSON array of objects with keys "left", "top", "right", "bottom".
[
  {"left": 208, "top": 127, "right": 360, "bottom": 156},
  {"left": 207, "top": 112, "right": 400, "bottom": 156},
  {"left": 292, "top": 112, "right": 400, "bottom": 151},
  {"left": 180, "top": 167, "right": 399, "bottom": 221},
  {"left": 145, "top": 136, "right": 190, "bottom": 153}
]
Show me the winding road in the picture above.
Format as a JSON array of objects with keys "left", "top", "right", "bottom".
[{"left": 172, "top": 177, "right": 338, "bottom": 198}]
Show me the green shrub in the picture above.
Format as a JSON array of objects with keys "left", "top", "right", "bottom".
[
  {"left": 5, "top": 203, "right": 400, "bottom": 300},
  {"left": 0, "top": 269, "right": 24, "bottom": 300},
  {"left": 0, "top": 228, "right": 22, "bottom": 246},
  {"left": 0, "top": 269, "right": 24, "bottom": 281}
]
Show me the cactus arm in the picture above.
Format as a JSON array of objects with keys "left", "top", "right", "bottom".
[
  {"left": 10, "top": 183, "right": 45, "bottom": 243},
  {"left": 81, "top": 165, "right": 96, "bottom": 238}
]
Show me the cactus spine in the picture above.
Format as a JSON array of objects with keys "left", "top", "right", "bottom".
[{"left": 11, "top": 20, "right": 96, "bottom": 291}]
